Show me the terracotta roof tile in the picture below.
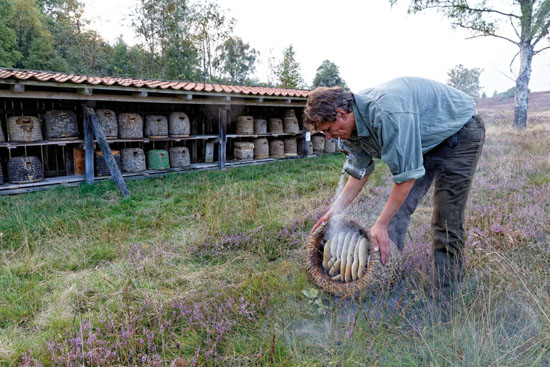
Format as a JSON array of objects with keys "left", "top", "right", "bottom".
[{"left": 0, "top": 68, "right": 310, "bottom": 98}]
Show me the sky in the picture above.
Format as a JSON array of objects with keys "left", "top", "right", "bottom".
[{"left": 82, "top": 0, "right": 550, "bottom": 94}]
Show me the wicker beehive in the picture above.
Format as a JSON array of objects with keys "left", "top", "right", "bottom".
[
  {"left": 7, "top": 116, "right": 42, "bottom": 142},
  {"left": 324, "top": 137, "right": 336, "bottom": 153},
  {"left": 254, "top": 119, "right": 267, "bottom": 134},
  {"left": 306, "top": 217, "right": 402, "bottom": 297},
  {"left": 268, "top": 118, "right": 284, "bottom": 134},
  {"left": 312, "top": 135, "right": 325, "bottom": 153},
  {"left": 169, "top": 112, "right": 190, "bottom": 137},
  {"left": 234, "top": 141, "right": 254, "bottom": 160},
  {"left": 145, "top": 115, "right": 168, "bottom": 138},
  {"left": 147, "top": 150, "right": 170, "bottom": 170},
  {"left": 285, "top": 109, "right": 297, "bottom": 118},
  {"left": 269, "top": 139, "right": 285, "bottom": 158},
  {"left": 298, "top": 139, "right": 313, "bottom": 156},
  {"left": 253, "top": 138, "right": 269, "bottom": 159},
  {"left": 169, "top": 147, "right": 191, "bottom": 168},
  {"left": 95, "top": 109, "right": 118, "bottom": 138},
  {"left": 95, "top": 150, "right": 122, "bottom": 176},
  {"left": 236, "top": 116, "right": 254, "bottom": 135},
  {"left": 44, "top": 110, "right": 79, "bottom": 140},
  {"left": 283, "top": 137, "right": 298, "bottom": 157},
  {"left": 283, "top": 117, "right": 300, "bottom": 134},
  {"left": 7, "top": 156, "right": 44, "bottom": 184},
  {"left": 121, "top": 148, "right": 146, "bottom": 173},
  {"left": 118, "top": 113, "right": 143, "bottom": 139}
]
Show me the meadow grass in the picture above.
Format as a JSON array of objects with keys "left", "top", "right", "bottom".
[{"left": 1, "top": 109, "right": 549, "bottom": 366}]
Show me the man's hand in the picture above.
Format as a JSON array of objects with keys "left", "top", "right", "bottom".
[
  {"left": 310, "top": 212, "right": 331, "bottom": 236},
  {"left": 370, "top": 222, "right": 390, "bottom": 265}
]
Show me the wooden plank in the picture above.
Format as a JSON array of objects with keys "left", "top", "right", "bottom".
[
  {"left": 0, "top": 90, "right": 306, "bottom": 107},
  {"left": 205, "top": 141, "right": 214, "bottom": 163},
  {"left": 84, "top": 106, "right": 130, "bottom": 197},
  {"left": 10, "top": 84, "right": 24, "bottom": 93},
  {"left": 218, "top": 107, "right": 227, "bottom": 170},
  {"left": 0, "top": 79, "right": 307, "bottom": 102},
  {"left": 83, "top": 109, "right": 95, "bottom": 184}
]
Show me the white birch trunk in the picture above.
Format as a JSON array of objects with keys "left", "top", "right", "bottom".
[{"left": 514, "top": 42, "right": 533, "bottom": 129}]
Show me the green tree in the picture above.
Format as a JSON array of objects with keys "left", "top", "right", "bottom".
[
  {"left": 312, "top": 59, "right": 348, "bottom": 89},
  {"left": 133, "top": 0, "right": 198, "bottom": 80},
  {"left": 276, "top": 44, "right": 305, "bottom": 89},
  {"left": 9, "top": 0, "right": 67, "bottom": 71},
  {"left": 219, "top": 36, "right": 258, "bottom": 85},
  {"left": 447, "top": 64, "right": 482, "bottom": 98},
  {"left": 0, "top": 0, "right": 21, "bottom": 67},
  {"left": 390, "top": 0, "right": 550, "bottom": 129},
  {"left": 190, "top": 1, "right": 235, "bottom": 82}
]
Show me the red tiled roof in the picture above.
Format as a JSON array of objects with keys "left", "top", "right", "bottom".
[{"left": 0, "top": 68, "right": 310, "bottom": 98}]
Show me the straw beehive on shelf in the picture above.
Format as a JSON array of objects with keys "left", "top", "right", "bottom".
[
  {"left": 283, "top": 137, "right": 298, "bottom": 157},
  {"left": 268, "top": 118, "right": 284, "bottom": 134},
  {"left": 44, "top": 110, "right": 79, "bottom": 140},
  {"left": 95, "top": 150, "right": 122, "bottom": 176},
  {"left": 236, "top": 116, "right": 254, "bottom": 135},
  {"left": 324, "top": 137, "right": 336, "bottom": 153},
  {"left": 253, "top": 138, "right": 269, "bottom": 159},
  {"left": 7, "top": 116, "right": 43, "bottom": 142},
  {"left": 147, "top": 150, "right": 170, "bottom": 170},
  {"left": 169, "top": 147, "right": 191, "bottom": 168},
  {"left": 306, "top": 217, "right": 402, "bottom": 297},
  {"left": 7, "top": 156, "right": 44, "bottom": 184},
  {"left": 312, "top": 135, "right": 325, "bottom": 153},
  {"left": 234, "top": 141, "right": 254, "bottom": 160},
  {"left": 118, "top": 113, "right": 143, "bottom": 139},
  {"left": 145, "top": 115, "right": 169, "bottom": 138},
  {"left": 269, "top": 139, "right": 285, "bottom": 158},
  {"left": 121, "top": 148, "right": 146, "bottom": 172},
  {"left": 169, "top": 112, "right": 190, "bottom": 137},
  {"left": 95, "top": 109, "right": 118, "bottom": 139},
  {"left": 254, "top": 119, "right": 267, "bottom": 134}
]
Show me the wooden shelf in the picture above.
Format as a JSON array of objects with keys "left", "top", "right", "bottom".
[
  {"left": 226, "top": 132, "right": 303, "bottom": 138},
  {"left": 0, "top": 139, "right": 83, "bottom": 148},
  {"left": 0, "top": 135, "right": 220, "bottom": 149}
]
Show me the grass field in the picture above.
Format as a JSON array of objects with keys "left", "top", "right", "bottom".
[{"left": 1, "top": 108, "right": 549, "bottom": 366}]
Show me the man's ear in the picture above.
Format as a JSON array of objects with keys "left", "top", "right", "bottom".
[{"left": 336, "top": 108, "right": 347, "bottom": 120}]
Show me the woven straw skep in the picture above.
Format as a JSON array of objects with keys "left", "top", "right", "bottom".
[
  {"left": 95, "top": 109, "right": 118, "bottom": 138},
  {"left": 145, "top": 115, "right": 169, "bottom": 137},
  {"left": 7, "top": 116, "right": 43, "bottom": 142},
  {"left": 306, "top": 217, "right": 402, "bottom": 297}
]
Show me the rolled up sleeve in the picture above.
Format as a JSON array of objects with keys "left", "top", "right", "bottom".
[
  {"left": 343, "top": 140, "right": 376, "bottom": 177},
  {"left": 380, "top": 113, "right": 425, "bottom": 183}
]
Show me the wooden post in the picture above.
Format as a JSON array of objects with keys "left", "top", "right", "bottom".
[
  {"left": 83, "top": 109, "right": 95, "bottom": 184},
  {"left": 84, "top": 106, "right": 130, "bottom": 197},
  {"left": 218, "top": 106, "right": 227, "bottom": 170}
]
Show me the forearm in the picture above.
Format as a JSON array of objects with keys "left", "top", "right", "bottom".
[
  {"left": 328, "top": 175, "right": 369, "bottom": 215},
  {"left": 375, "top": 179, "right": 416, "bottom": 226}
]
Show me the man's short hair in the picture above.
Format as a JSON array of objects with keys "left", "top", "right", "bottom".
[{"left": 303, "top": 87, "right": 354, "bottom": 131}]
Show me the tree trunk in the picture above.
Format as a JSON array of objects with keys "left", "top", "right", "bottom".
[{"left": 513, "top": 41, "right": 533, "bottom": 129}]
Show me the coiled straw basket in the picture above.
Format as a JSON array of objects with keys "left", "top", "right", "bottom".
[{"left": 306, "top": 217, "right": 402, "bottom": 297}]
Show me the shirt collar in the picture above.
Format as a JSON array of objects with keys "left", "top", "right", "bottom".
[{"left": 351, "top": 92, "right": 371, "bottom": 138}]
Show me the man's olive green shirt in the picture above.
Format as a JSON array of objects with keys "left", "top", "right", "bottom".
[{"left": 343, "top": 77, "right": 477, "bottom": 183}]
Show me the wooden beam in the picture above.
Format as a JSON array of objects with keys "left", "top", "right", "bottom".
[
  {"left": 257, "top": 97, "right": 264, "bottom": 103},
  {"left": 84, "top": 106, "right": 130, "bottom": 197},
  {"left": 218, "top": 107, "right": 227, "bottom": 170},
  {"left": 0, "top": 79, "right": 308, "bottom": 102},
  {"left": 83, "top": 110, "right": 95, "bottom": 185},
  {"left": 10, "top": 83, "right": 24, "bottom": 93},
  {"left": 133, "top": 91, "right": 148, "bottom": 98},
  {"left": 0, "top": 89, "right": 306, "bottom": 107},
  {"left": 285, "top": 98, "right": 292, "bottom": 104}
]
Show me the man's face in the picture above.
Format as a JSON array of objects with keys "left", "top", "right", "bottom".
[{"left": 315, "top": 108, "right": 356, "bottom": 140}]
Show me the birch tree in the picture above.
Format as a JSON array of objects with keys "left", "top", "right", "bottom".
[{"left": 391, "top": 0, "right": 550, "bottom": 129}]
